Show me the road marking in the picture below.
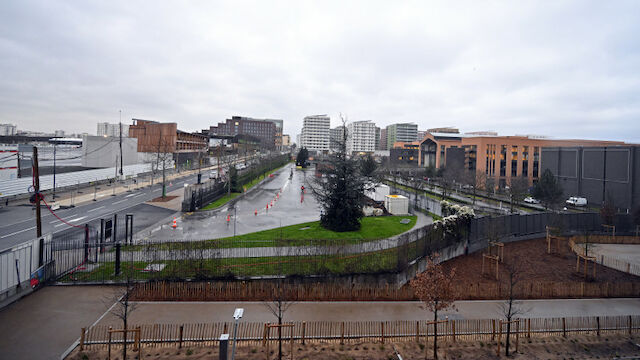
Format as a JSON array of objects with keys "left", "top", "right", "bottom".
[
  {"left": 153, "top": 188, "right": 161, "bottom": 192},
  {"left": 0, "top": 226, "right": 35, "bottom": 238},
  {"left": 113, "top": 199, "right": 127, "bottom": 205},
  {"left": 125, "top": 193, "right": 136, "bottom": 198},
  {"left": 69, "top": 216, "right": 87, "bottom": 222},
  {"left": 134, "top": 193, "right": 146, "bottom": 198},
  {"left": 88, "top": 206, "right": 105, "bottom": 212}
]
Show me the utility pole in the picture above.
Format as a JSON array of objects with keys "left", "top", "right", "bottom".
[
  {"left": 119, "top": 110, "right": 123, "bottom": 177},
  {"left": 52, "top": 143, "right": 57, "bottom": 200},
  {"left": 33, "top": 146, "right": 42, "bottom": 237}
]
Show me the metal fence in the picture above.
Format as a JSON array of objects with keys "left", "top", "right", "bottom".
[
  {"left": 44, "top": 211, "right": 636, "bottom": 284},
  {"left": 0, "top": 234, "right": 52, "bottom": 302}
]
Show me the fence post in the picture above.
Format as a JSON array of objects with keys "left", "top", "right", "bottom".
[
  {"left": 262, "top": 323, "right": 269, "bottom": 347},
  {"left": 114, "top": 242, "right": 121, "bottom": 276},
  {"left": 415, "top": 321, "right": 420, "bottom": 343},
  {"left": 496, "top": 321, "right": 501, "bottom": 356},
  {"left": 527, "top": 319, "right": 531, "bottom": 338},
  {"left": 108, "top": 326, "right": 112, "bottom": 360},
  {"left": 562, "top": 318, "right": 566, "bottom": 337},
  {"left": 452, "top": 320, "right": 456, "bottom": 342},
  {"left": 83, "top": 224, "right": 89, "bottom": 262},
  {"left": 515, "top": 320, "right": 519, "bottom": 353},
  {"left": 381, "top": 322, "right": 385, "bottom": 344},
  {"left": 629, "top": 315, "right": 633, "bottom": 336},
  {"left": 340, "top": 322, "right": 345, "bottom": 345},
  {"left": 492, "top": 319, "right": 496, "bottom": 340},
  {"left": 596, "top": 317, "right": 600, "bottom": 336},
  {"left": 179, "top": 325, "right": 184, "bottom": 348},
  {"left": 301, "top": 321, "right": 306, "bottom": 345},
  {"left": 79, "top": 327, "right": 86, "bottom": 351}
]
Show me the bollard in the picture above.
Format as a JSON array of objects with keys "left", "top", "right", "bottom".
[{"left": 219, "top": 334, "right": 229, "bottom": 360}]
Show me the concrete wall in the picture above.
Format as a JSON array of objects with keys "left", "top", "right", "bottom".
[{"left": 82, "top": 136, "right": 140, "bottom": 168}]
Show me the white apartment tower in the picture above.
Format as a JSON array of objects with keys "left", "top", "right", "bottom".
[
  {"left": 97, "top": 122, "right": 129, "bottom": 137},
  {"left": 300, "top": 115, "right": 330, "bottom": 152},
  {"left": 346, "top": 120, "right": 376, "bottom": 154}
]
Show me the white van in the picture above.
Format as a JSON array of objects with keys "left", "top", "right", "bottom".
[{"left": 566, "top": 196, "right": 587, "bottom": 207}]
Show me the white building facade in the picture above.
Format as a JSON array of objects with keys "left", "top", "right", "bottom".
[
  {"left": 347, "top": 120, "right": 376, "bottom": 154},
  {"left": 97, "top": 122, "right": 129, "bottom": 137},
  {"left": 0, "top": 124, "right": 17, "bottom": 136},
  {"left": 300, "top": 115, "right": 330, "bottom": 152}
]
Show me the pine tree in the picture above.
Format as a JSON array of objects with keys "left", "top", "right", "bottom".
[{"left": 531, "top": 169, "right": 563, "bottom": 210}]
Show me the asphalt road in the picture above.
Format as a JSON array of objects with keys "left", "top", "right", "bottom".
[
  {"left": 0, "top": 172, "right": 200, "bottom": 249},
  {"left": 150, "top": 163, "right": 323, "bottom": 241}
]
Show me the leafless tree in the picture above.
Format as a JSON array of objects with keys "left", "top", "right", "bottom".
[
  {"left": 496, "top": 256, "right": 530, "bottom": 357},
  {"left": 263, "top": 231, "right": 295, "bottom": 360},
  {"left": 105, "top": 271, "right": 138, "bottom": 360},
  {"left": 507, "top": 177, "right": 530, "bottom": 213},
  {"left": 410, "top": 254, "right": 458, "bottom": 360},
  {"left": 438, "top": 167, "right": 460, "bottom": 201}
]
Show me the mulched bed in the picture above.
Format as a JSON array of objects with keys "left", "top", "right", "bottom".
[{"left": 441, "top": 237, "right": 639, "bottom": 284}]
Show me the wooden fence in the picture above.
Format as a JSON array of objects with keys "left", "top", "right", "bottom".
[
  {"left": 569, "top": 237, "right": 640, "bottom": 277},
  {"left": 79, "top": 315, "right": 640, "bottom": 350},
  {"left": 131, "top": 280, "right": 640, "bottom": 302}
]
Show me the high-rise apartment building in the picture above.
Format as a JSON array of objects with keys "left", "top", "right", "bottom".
[
  {"left": 375, "top": 127, "right": 381, "bottom": 150},
  {"left": 330, "top": 126, "right": 346, "bottom": 152},
  {"left": 347, "top": 120, "right": 376, "bottom": 154},
  {"left": 0, "top": 124, "right": 17, "bottom": 136},
  {"left": 300, "top": 115, "right": 330, "bottom": 152},
  {"left": 386, "top": 123, "right": 418, "bottom": 150},
  {"left": 97, "top": 122, "right": 130, "bottom": 137},
  {"left": 379, "top": 128, "right": 388, "bottom": 150}
]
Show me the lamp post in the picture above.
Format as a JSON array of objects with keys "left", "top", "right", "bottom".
[
  {"left": 52, "top": 143, "right": 57, "bottom": 200},
  {"left": 231, "top": 308, "right": 244, "bottom": 360}
]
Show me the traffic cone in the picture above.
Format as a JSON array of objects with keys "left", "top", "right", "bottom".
[
  {"left": 254, "top": 209, "right": 257, "bottom": 216},
  {"left": 227, "top": 214, "right": 231, "bottom": 223},
  {"left": 172, "top": 217, "right": 177, "bottom": 229}
]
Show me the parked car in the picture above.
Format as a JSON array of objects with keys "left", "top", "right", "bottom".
[
  {"left": 566, "top": 196, "right": 587, "bottom": 207},
  {"left": 524, "top": 196, "right": 540, "bottom": 204}
]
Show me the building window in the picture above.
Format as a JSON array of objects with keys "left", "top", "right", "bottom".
[
  {"left": 500, "top": 145, "right": 506, "bottom": 177},
  {"left": 532, "top": 146, "right": 540, "bottom": 178},
  {"left": 511, "top": 146, "right": 518, "bottom": 177}
]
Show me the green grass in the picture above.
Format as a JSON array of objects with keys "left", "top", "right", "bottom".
[
  {"left": 201, "top": 192, "right": 241, "bottom": 210},
  {"left": 125, "top": 216, "right": 417, "bottom": 251},
  {"left": 59, "top": 248, "right": 405, "bottom": 282}
]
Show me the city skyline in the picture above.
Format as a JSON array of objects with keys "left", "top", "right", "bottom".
[{"left": 1, "top": 1, "right": 640, "bottom": 143}]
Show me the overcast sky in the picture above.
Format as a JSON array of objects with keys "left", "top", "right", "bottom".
[{"left": 1, "top": 1, "right": 639, "bottom": 142}]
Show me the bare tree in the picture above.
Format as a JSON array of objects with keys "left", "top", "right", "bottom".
[
  {"left": 106, "top": 272, "right": 138, "bottom": 360},
  {"left": 438, "top": 167, "right": 460, "bottom": 201},
  {"left": 462, "top": 170, "right": 485, "bottom": 205},
  {"left": 263, "top": 232, "right": 295, "bottom": 360},
  {"left": 497, "top": 256, "right": 529, "bottom": 357},
  {"left": 410, "top": 255, "right": 458, "bottom": 360},
  {"left": 507, "top": 177, "right": 530, "bottom": 214},
  {"left": 149, "top": 137, "right": 173, "bottom": 198}
]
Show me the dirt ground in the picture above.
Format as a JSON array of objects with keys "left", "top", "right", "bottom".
[
  {"left": 67, "top": 334, "right": 640, "bottom": 359},
  {"left": 441, "top": 237, "right": 639, "bottom": 284}
]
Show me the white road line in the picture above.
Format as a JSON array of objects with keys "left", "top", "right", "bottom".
[
  {"left": 87, "top": 206, "right": 105, "bottom": 213},
  {"left": 69, "top": 216, "right": 88, "bottom": 223},
  {"left": 125, "top": 193, "right": 136, "bottom": 198},
  {"left": 153, "top": 188, "right": 161, "bottom": 192},
  {"left": 134, "top": 193, "right": 146, "bottom": 198},
  {"left": 113, "top": 199, "right": 127, "bottom": 205},
  {"left": 0, "top": 226, "right": 35, "bottom": 239}
]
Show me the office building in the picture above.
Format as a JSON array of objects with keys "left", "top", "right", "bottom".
[
  {"left": 418, "top": 130, "right": 625, "bottom": 188},
  {"left": 347, "top": 120, "right": 376, "bottom": 154},
  {"left": 209, "top": 116, "right": 278, "bottom": 150},
  {"left": 97, "top": 122, "right": 130, "bottom": 137},
  {"left": 542, "top": 146, "right": 640, "bottom": 211},
  {"left": 129, "top": 119, "right": 208, "bottom": 159},
  {"left": 379, "top": 128, "right": 388, "bottom": 150},
  {"left": 300, "top": 115, "right": 330, "bottom": 152},
  {"left": 282, "top": 134, "right": 291, "bottom": 147},
  {"left": 375, "top": 127, "right": 381, "bottom": 150},
  {"left": 390, "top": 141, "right": 420, "bottom": 166},
  {"left": 386, "top": 123, "right": 418, "bottom": 150}
]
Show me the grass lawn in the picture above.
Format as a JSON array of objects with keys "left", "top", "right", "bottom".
[
  {"left": 201, "top": 192, "right": 241, "bottom": 210},
  {"left": 125, "top": 216, "right": 417, "bottom": 251},
  {"left": 59, "top": 247, "right": 407, "bottom": 282}
]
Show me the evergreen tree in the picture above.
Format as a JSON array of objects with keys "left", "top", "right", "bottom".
[
  {"left": 229, "top": 166, "right": 240, "bottom": 192},
  {"left": 296, "top": 147, "right": 309, "bottom": 167},
  {"left": 311, "top": 118, "right": 366, "bottom": 232},
  {"left": 531, "top": 169, "right": 563, "bottom": 210},
  {"left": 359, "top": 154, "right": 378, "bottom": 179}
]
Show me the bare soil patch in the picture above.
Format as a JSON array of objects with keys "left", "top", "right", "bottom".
[
  {"left": 441, "top": 237, "right": 639, "bottom": 284},
  {"left": 67, "top": 335, "right": 640, "bottom": 359},
  {"left": 150, "top": 195, "right": 178, "bottom": 203}
]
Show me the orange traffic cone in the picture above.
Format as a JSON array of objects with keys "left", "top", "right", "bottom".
[
  {"left": 254, "top": 209, "right": 257, "bottom": 216},
  {"left": 172, "top": 217, "right": 177, "bottom": 229}
]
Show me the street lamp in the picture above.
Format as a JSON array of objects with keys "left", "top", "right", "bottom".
[{"left": 231, "top": 308, "right": 244, "bottom": 360}]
